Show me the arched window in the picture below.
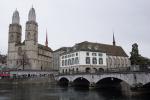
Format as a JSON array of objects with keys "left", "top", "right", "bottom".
[
  {"left": 99, "top": 58, "right": 103, "bottom": 64},
  {"left": 92, "top": 57, "right": 97, "bottom": 64},
  {"left": 86, "top": 57, "right": 90, "bottom": 64},
  {"left": 85, "top": 67, "right": 91, "bottom": 73}
]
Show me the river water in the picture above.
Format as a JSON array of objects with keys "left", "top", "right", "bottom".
[{"left": 0, "top": 84, "right": 149, "bottom": 100}]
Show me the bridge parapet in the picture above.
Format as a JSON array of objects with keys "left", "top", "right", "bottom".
[{"left": 56, "top": 71, "right": 150, "bottom": 88}]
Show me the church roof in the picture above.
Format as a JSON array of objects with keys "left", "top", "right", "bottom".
[
  {"left": 38, "top": 44, "right": 53, "bottom": 52},
  {"left": 12, "top": 9, "right": 20, "bottom": 24},
  {"left": 28, "top": 7, "right": 36, "bottom": 22},
  {"left": 62, "top": 41, "right": 128, "bottom": 57},
  {"left": 53, "top": 47, "right": 71, "bottom": 52}
]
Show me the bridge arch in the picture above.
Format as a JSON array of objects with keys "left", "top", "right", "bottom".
[
  {"left": 73, "top": 77, "right": 90, "bottom": 88},
  {"left": 95, "top": 77, "right": 129, "bottom": 89},
  {"left": 94, "top": 75, "right": 132, "bottom": 86},
  {"left": 142, "top": 82, "right": 150, "bottom": 88},
  {"left": 58, "top": 77, "right": 69, "bottom": 86},
  {"left": 72, "top": 76, "right": 91, "bottom": 83}
]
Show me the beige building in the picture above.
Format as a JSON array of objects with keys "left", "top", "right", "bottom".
[{"left": 7, "top": 8, "right": 53, "bottom": 70}]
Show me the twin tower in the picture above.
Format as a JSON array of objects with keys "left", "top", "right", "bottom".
[
  {"left": 9, "top": 7, "right": 38, "bottom": 46},
  {"left": 7, "top": 7, "right": 53, "bottom": 70}
]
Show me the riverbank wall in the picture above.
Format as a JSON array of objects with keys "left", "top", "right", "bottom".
[{"left": 0, "top": 75, "right": 56, "bottom": 85}]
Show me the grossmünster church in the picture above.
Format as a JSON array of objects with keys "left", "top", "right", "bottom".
[{"left": 7, "top": 7, "right": 53, "bottom": 70}]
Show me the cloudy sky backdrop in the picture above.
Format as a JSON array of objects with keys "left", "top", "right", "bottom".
[{"left": 0, "top": 0, "right": 150, "bottom": 57}]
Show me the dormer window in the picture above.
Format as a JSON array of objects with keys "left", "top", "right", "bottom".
[
  {"left": 95, "top": 46, "right": 98, "bottom": 50},
  {"left": 88, "top": 45, "right": 92, "bottom": 49}
]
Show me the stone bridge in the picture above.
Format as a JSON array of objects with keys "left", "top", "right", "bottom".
[{"left": 56, "top": 72, "right": 150, "bottom": 88}]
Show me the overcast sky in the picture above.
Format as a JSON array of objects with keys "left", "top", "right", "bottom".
[{"left": 0, "top": 0, "right": 150, "bottom": 57}]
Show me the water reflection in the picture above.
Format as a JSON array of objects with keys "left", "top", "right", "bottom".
[{"left": 0, "top": 84, "right": 149, "bottom": 100}]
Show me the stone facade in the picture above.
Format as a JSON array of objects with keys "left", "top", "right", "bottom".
[{"left": 7, "top": 8, "right": 53, "bottom": 70}]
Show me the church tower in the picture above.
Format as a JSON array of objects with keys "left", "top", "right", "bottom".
[
  {"left": 25, "top": 7, "right": 38, "bottom": 45},
  {"left": 25, "top": 7, "right": 38, "bottom": 69},
  {"left": 8, "top": 9, "right": 22, "bottom": 44},
  {"left": 7, "top": 9, "right": 22, "bottom": 68}
]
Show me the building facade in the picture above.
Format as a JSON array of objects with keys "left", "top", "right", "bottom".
[
  {"left": 7, "top": 8, "right": 53, "bottom": 70},
  {"left": 52, "top": 47, "right": 71, "bottom": 70},
  {"left": 59, "top": 41, "right": 131, "bottom": 73}
]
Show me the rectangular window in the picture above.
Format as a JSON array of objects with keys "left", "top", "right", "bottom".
[
  {"left": 72, "top": 54, "right": 75, "bottom": 57},
  {"left": 72, "top": 58, "right": 75, "bottom": 65},
  {"left": 86, "top": 52, "right": 89, "bottom": 56},
  {"left": 98, "top": 53, "right": 103, "bottom": 56},
  {"left": 75, "top": 57, "right": 79, "bottom": 64},
  {"left": 62, "top": 60, "right": 64, "bottom": 66},
  {"left": 92, "top": 53, "right": 97, "bottom": 56},
  {"left": 65, "top": 55, "right": 67, "bottom": 58},
  {"left": 99, "top": 58, "right": 103, "bottom": 64},
  {"left": 86, "top": 57, "right": 90, "bottom": 64},
  {"left": 92, "top": 57, "right": 97, "bottom": 64},
  {"left": 65, "top": 60, "right": 67, "bottom": 66},
  {"left": 76, "top": 53, "right": 78, "bottom": 56}
]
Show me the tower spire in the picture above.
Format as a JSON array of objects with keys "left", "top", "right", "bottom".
[
  {"left": 28, "top": 6, "right": 36, "bottom": 22},
  {"left": 12, "top": 9, "right": 20, "bottom": 24},
  {"left": 45, "top": 29, "right": 48, "bottom": 47},
  {"left": 113, "top": 32, "right": 116, "bottom": 46}
]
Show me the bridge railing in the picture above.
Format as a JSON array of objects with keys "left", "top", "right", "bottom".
[{"left": 57, "top": 68, "right": 150, "bottom": 76}]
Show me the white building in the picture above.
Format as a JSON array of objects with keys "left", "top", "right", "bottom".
[
  {"left": 59, "top": 41, "right": 130, "bottom": 73},
  {"left": 52, "top": 47, "right": 71, "bottom": 71},
  {"left": 7, "top": 8, "right": 53, "bottom": 70}
]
